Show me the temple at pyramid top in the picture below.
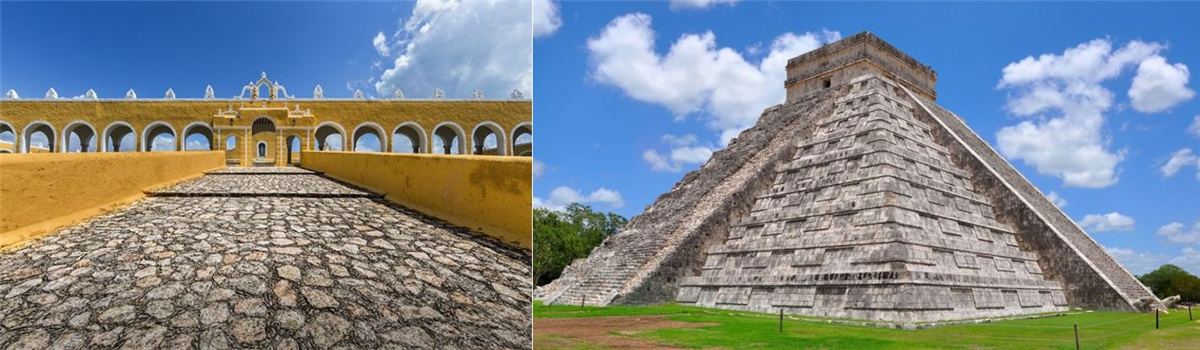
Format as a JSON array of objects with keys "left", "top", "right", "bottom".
[
  {"left": 537, "top": 31, "right": 1160, "bottom": 325},
  {"left": 785, "top": 31, "right": 938, "bottom": 101}
]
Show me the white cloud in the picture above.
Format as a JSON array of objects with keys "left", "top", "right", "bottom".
[
  {"left": 1160, "top": 148, "right": 1198, "bottom": 177},
  {"left": 532, "top": 158, "right": 545, "bottom": 178},
  {"left": 1105, "top": 246, "right": 1169, "bottom": 275},
  {"left": 995, "top": 39, "right": 1187, "bottom": 188},
  {"left": 532, "top": 0, "right": 562, "bottom": 38},
  {"left": 996, "top": 117, "right": 1124, "bottom": 188},
  {"left": 1171, "top": 247, "right": 1200, "bottom": 275},
  {"left": 372, "top": 32, "right": 390, "bottom": 56},
  {"left": 1046, "top": 191, "right": 1068, "bottom": 208},
  {"left": 534, "top": 186, "right": 625, "bottom": 211},
  {"left": 1129, "top": 56, "right": 1195, "bottom": 113},
  {"left": 375, "top": 0, "right": 532, "bottom": 99},
  {"left": 1158, "top": 221, "right": 1200, "bottom": 244},
  {"left": 1188, "top": 115, "right": 1200, "bottom": 139},
  {"left": 642, "top": 134, "right": 716, "bottom": 172},
  {"left": 151, "top": 134, "right": 176, "bottom": 152},
  {"left": 587, "top": 13, "right": 838, "bottom": 145},
  {"left": 670, "top": 0, "right": 739, "bottom": 10},
  {"left": 1079, "top": 212, "right": 1136, "bottom": 232}
]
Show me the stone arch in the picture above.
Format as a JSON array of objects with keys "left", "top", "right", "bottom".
[
  {"left": 102, "top": 121, "right": 136, "bottom": 152},
  {"left": 182, "top": 122, "right": 215, "bottom": 151},
  {"left": 391, "top": 122, "right": 427, "bottom": 153},
  {"left": 511, "top": 122, "right": 532, "bottom": 157},
  {"left": 0, "top": 121, "right": 18, "bottom": 153},
  {"left": 250, "top": 117, "right": 277, "bottom": 163},
  {"left": 314, "top": 122, "right": 346, "bottom": 151},
  {"left": 286, "top": 135, "right": 301, "bottom": 164},
  {"left": 251, "top": 117, "right": 277, "bottom": 133},
  {"left": 22, "top": 121, "right": 56, "bottom": 153},
  {"left": 351, "top": 122, "right": 387, "bottom": 153},
  {"left": 224, "top": 134, "right": 240, "bottom": 165},
  {"left": 431, "top": 121, "right": 466, "bottom": 155},
  {"left": 141, "top": 121, "right": 177, "bottom": 152},
  {"left": 471, "top": 121, "right": 507, "bottom": 156},
  {"left": 61, "top": 121, "right": 99, "bottom": 153}
]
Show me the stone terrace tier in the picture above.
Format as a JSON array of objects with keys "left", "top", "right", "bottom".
[
  {"left": 536, "top": 91, "right": 837, "bottom": 306},
  {"left": 676, "top": 76, "right": 1068, "bottom": 323},
  {"left": 909, "top": 93, "right": 1156, "bottom": 311}
]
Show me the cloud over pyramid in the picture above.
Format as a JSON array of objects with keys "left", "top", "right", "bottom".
[{"left": 536, "top": 32, "right": 1159, "bottom": 324}]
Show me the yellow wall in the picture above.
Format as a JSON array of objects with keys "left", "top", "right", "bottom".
[
  {"left": 302, "top": 151, "right": 531, "bottom": 249},
  {"left": 0, "top": 151, "right": 224, "bottom": 248},
  {"left": 0, "top": 99, "right": 531, "bottom": 157}
]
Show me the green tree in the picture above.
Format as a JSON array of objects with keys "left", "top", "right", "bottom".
[
  {"left": 1138, "top": 264, "right": 1200, "bottom": 302},
  {"left": 533, "top": 203, "right": 628, "bottom": 286}
]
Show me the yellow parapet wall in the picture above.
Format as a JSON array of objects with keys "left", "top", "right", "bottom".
[
  {"left": 0, "top": 151, "right": 224, "bottom": 248},
  {"left": 301, "top": 151, "right": 531, "bottom": 249}
]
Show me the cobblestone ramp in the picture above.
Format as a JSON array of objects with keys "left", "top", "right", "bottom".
[
  {"left": 0, "top": 169, "right": 532, "bottom": 349},
  {"left": 205, "top": 167, "right": 320, "bottom": 175},
  {"left": 148, "top": 173, "right": 379, "bottom": 198}
]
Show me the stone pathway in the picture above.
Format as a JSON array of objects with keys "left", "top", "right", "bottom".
[
  {"left": 0, "top": 168, "right": 531, "bottom": 349},
  {"left": 149, "top": 174, "right": 372, "bottom": 197},
  {"left": 206, "top": 167, "right": 318, "bottom": 175}
]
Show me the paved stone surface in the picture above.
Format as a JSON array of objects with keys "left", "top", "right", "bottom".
[
  {"left": 149, "top": 173, "right": 373, "bottom": 197},
  {"left": 206, "top": 167, "right": 318, "bottom": 175},
  {"left": 0, "top": 171, "right": 532, "bottom": 349}
]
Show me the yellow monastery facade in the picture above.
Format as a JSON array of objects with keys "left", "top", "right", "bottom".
[{"left": 0, "top": 73, "right": 532, "bottom": 166}]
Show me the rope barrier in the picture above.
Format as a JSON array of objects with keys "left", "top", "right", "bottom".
[
  {"left": 1075, "top": 312, "right": 1149, "bottom": 327},
  {"left": 1079, "top": 321, "right": 1155, "bottom": 341},
  {"left": 931, "top": 333, "right": 1074, "bottom": 342}
]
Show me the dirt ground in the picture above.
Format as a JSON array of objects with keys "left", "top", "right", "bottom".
[{"left": 534, "top": 315, "right": 718, "bottom": 349}]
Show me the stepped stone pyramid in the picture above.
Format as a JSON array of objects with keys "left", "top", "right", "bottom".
[{"left": 536, "top": 32, "right": 1159, "bottom": 323}]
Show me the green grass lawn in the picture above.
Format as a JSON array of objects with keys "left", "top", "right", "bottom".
[{"left": 534, "top": 301, "right": 1200, "bottom": 349}]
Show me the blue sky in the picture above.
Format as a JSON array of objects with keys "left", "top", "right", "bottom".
[
  {"left": 1, "top": 0, "right": 532, "bottom": 152},
  {"left": 533, "top": 1, "right": 1200, "bottom": 274}
]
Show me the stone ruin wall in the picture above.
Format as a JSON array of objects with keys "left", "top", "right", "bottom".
[
  {"left": 786, "top": 34, "right": 937, "bottom": 103},
  {"left": 614, "top": 91, "right": 837, "bottom": 304},
  {"left": 907, "top": 93, "right": 1147, "bottom": 311}
]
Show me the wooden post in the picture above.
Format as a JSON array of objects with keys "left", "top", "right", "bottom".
[
  {"left": 778, "top": 309, "right": 784, "bottom": 333},
  {"left": 1190, "top": 304, "right": 1193, "bottom": 321},
  {"left": 1073, "top": 324, "right": 1080, "bottom": 350},
  {"left": 1155, "top": 309, "right": 1160, "bottom": 329}
]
